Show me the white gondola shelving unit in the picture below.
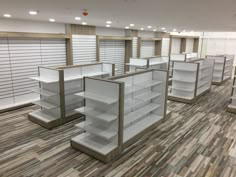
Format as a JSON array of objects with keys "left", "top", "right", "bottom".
[
  {"left": 206, "top": 54, "right": 234, "bottom": 85},
  {"left": 168, "top": 59, "right": 214, "bottom": 104},
  {"left": 71, "top": 69, "right": 168, "bottom": 163},
  {"left": 28, "top": 62, "right": 115, "bottom": 129}
]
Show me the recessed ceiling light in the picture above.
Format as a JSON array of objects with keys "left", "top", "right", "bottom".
[
  {"left": 82, "top": 22, "right": 87, "bottom": 25},
  {"left": 106, "top": 24, "right": 110, "bottom": 27},
  {"left": 147, "top": 26, "right": 152, "bottom": 29},
  {"left": 173, "top": 29, "right": 176, "bottom": 31},
  {"left": 161, "top": 27, "right": 165, "bottom": 30},
  {"left": 106, "top": 21, "right": 112, "bottom": 24},
  {"left": 130, "top": 24, "right": 134, "bottom": 27},
  {"left": 153, "top": 29, "right": 157, "bottom": 32},
  {"left": 3, "top": 14, "right": 11, "bottom": 18},
  {"left": 75, "top": 17, "right": 81, "bottom": 20},
  {"left": 49, "top": 18, "right": 55, "bottom": 22},
  {"left": 164, "top": 30, "right": 167, "bottom": 33},
  {"left": 29, "top": 10, "right": 39, "bottom": 15},
  {"left": 140, "top": 28, "right": 144, "bottom": 30},
  {"left": 125, "top": 26, "right": 129, "bottom": 29}
]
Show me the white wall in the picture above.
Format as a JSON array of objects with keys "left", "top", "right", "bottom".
[
  {"left": 96, "top": 27, "right": 125, "bottom": 36},
  {"left": 201, "top": 32, "right": 236, "bottom": 64},
  {"left": 138, "top": 31, "right": 155, "bottom": 38},
  {"left": 0, "top": 19, "right": 65, "bottom": 34}
]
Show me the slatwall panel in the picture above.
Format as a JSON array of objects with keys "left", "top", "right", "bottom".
[
  {"left": 41, "top": 39, "right": 66, "bottom": 67},
  {"left": 171, "top": 38, "right": 181, "bottom": 53},
  {"left": 0, "top": 38, "right": 14, "bottom": 108},
  {"left": 141, "top": 41, "right": 155, "bottom": 57},
  {"left": 161, "top": 38, "right": 170, "bottom": 56},
  {"left": 72, "top": 35, "right": 96, "bottom": 64},
  {"left": 0, "top": 38, "right": 66, "bottom": 110},
  {"left": 186, "top": 38, "right": 194, "bottom": 53},
  {"left": 132, "top": 37, "right": 138, "bottom": 57},
  {"left": 8, "top": 39, "right": 40, "bottom": 103},
  {"left": 100, "top": 40, "right": 125, "bottom": 75}
]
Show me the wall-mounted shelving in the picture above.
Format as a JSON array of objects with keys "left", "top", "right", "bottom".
[
  {"left": 28, "top": 62, "right": 115, "bottom": 129},
  {"left": 71, "top": 69, "right": 168, "bottom": 163},
  {"left": 168, "top": 59, "right": 214, "bottom": 104},
  {"left": 206, "top": 54, "right": 234, "bottom": 85}
]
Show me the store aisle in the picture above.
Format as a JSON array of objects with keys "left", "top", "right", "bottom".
[{"left": 0, "top": 80, "right": 234, "bottom": 177}]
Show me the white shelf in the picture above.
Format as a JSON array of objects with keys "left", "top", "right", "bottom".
[
  {"left": 64, "top": 72, "right": 110, "bottom": 82},
  {"left": 75, "top": 107, "right": 117, "bottom": 123},
  {"left": 198, "top": 81, "right": 208, "bottom": 88},
  {"left": 172, "top": 68, "right": 196, "bottom": 72},
  {"left": 214, "top": 61, "right": 224, "bottom": 64},
  {"left": 134, "top": 80, "right": 162, "bottom": 88},
  {"left": 124, "top": 103, "right": 160, "bottom": 128},
  {"left": 134, "top": 92, "right": 161, "bottom": 102},
  {"left": 200, "top": 65, "right": 210, "bottom": 70},
  {"left": 172, "top": 78, "right": 196, "bottom": 83},
  {"left": 224, "top": 76, "right": 230, "bottom": 80},
  {"left": 33, "top": 100, "right": 58, "bottom": 109},
  {"left": 228, "top": 104, "right": 236, "bottom": 109},
  {"left": 125, "top": 80, "right": 162, "bottom": 95},
  {"left": 85, "top": 125, "right": 117, "bottom": 141},
  {"left": 197, "top": 87, "right": 208, "bottom": 96},
  {"left": 224, "top": 70, "right": 231, "bottom": 74},
  {"left": 168, "top": 93, "right": 194, "bottom": 100},
  {"left": 71, "top": 134, "right": 117, "bottom": 155},
  {"left": 30, "top": 77, "right": 59, "bottom": 84},
  {"left": 31, "top": 88, "right": 58, "bottom": 97},
  {"left": 199, "top": 74, "right": 209, "bottom": 80},
  {"left": 231, "top": 96, "right": 236, "bottom": 100},
  {"left": 171, "top": 87, "right": 195, "bottom": 92},
  {"left": 124, "top": 114, "right": 162, "bottom": 142},
  {"left": 75, "top": 92, "right": 118, "bottom": 105}
]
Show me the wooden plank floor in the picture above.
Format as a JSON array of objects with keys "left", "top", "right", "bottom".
[{"left": 0, "top": 81, "right": 235, "bottom": 177}]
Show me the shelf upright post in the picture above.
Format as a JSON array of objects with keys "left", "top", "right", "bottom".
[
  {"left": 59, "top": 69, "right": 66, "bottom": 123},
  {"left": 163, "top": 70, "right": 169, "bottom": 122},
  {"left": 222, "top": 56, "right": 226, "bottom": 82},
  {"left": 118, "top": 82, "right": 125, "bottom": 147},
  {"left": 194, "top": 63, "right": 200, "bottom": 100}
]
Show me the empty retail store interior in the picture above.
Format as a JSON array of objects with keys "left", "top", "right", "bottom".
[{"left": 1, "top": 0, "right": 236, "bottom": 176}]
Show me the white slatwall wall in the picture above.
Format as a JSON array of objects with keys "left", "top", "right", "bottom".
[
  {"left": 0, "top": 38, "right": 14, "bottom": 108},
  {"left": 0, "top": 38, "right": 66, "bottom": 110},
  {"left": 41, "top": 39, "right": 66, "bottom": 66},
  {"left": 171, "top": 38, "right": 181, "bottom": 54},
  {"left": 72, "top": 35, "right": 96, "bottom": 64},
  {"left": 161, "top": 38, "right": 170, "bottom": 56},
  {"left": 100, "top": 40, "right": 125, "bottom": 75},
  {"left": 186, "top": 38, "right": 194, "bottom": 53},
  {"left": 132, "top": 37, "right": 138, "bottom": 57},
  {"left": 141, "top": 41, "right": 155, "bottom": 57}
]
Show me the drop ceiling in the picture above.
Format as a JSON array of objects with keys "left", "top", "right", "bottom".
[{"left": 0, "top": 0, "right": 236, "bottom": 32}]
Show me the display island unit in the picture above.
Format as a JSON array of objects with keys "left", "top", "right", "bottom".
[
  {"left": 227, "top": 68, "right": 236, "bottom": 113},
  {"left": 28, "top": 62, "right": 115, "bottom": 129},
  {"left": 71, "top": 69, "right": 168, "bottom": 163},
  {"left": 168, "top": 59, "right": 214, "bottom": 104},
  {"left": 206, "top": 55, "right": 234, "bottom": 85},
  {"left": 126, "top": 56, "right": 169, "bottom": 73}
]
